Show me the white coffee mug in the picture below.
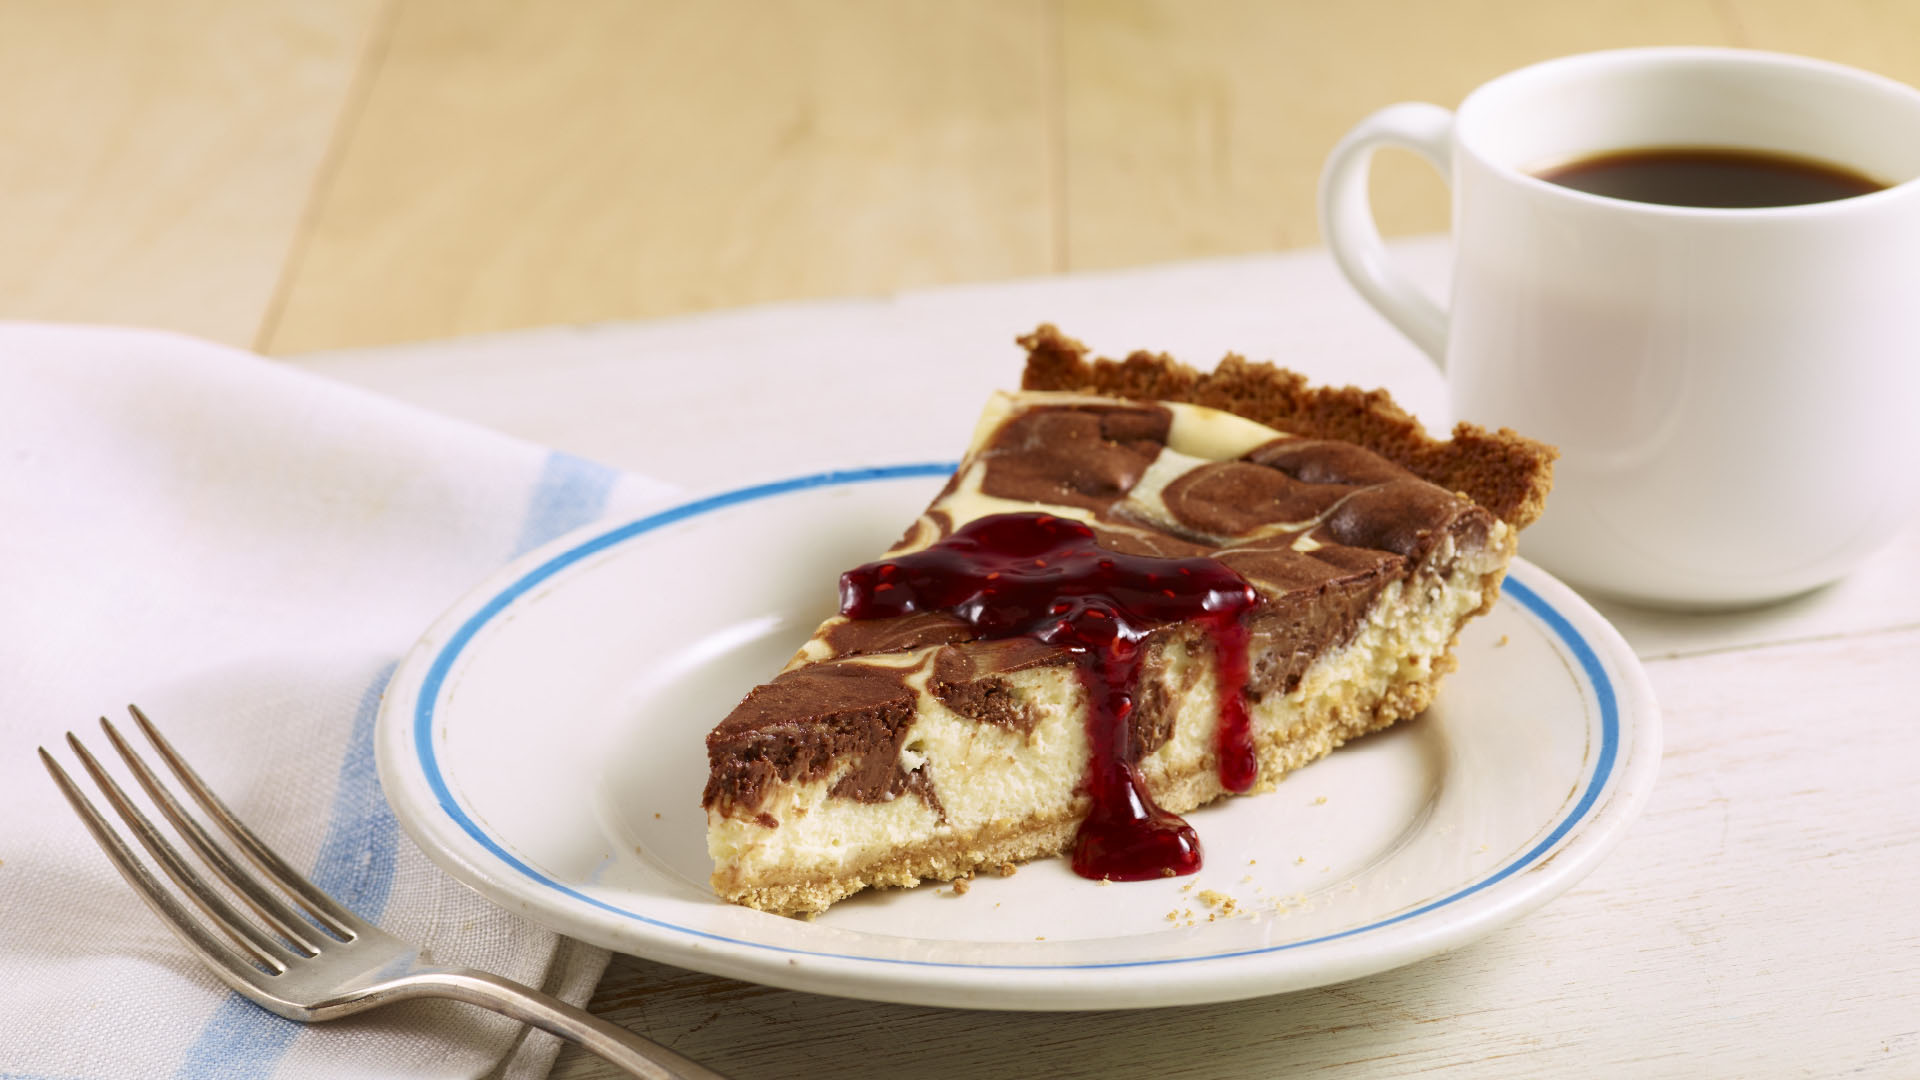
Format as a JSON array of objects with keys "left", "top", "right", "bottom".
[{"left": 1320, "top": 47, "right": 1920, "bottom": 608}]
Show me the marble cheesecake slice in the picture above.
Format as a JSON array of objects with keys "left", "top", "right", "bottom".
[{"left": 702, "top": 327, "right": 1555, "bottom": 916}]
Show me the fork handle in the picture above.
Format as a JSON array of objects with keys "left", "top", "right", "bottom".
[{"left": 409, "top": 968, "right": 730, "bottom": 1080}]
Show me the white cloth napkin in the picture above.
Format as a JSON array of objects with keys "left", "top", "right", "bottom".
[{"left": 0, "top": 324, "right": 677, "bottom": 1079}]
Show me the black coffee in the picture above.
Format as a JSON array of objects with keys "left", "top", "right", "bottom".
[{"left": 1534, "top": 147, "right": 1886, "bottom": 208}]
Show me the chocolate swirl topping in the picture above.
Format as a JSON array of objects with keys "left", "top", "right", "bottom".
[{"left": 704, "top": 392, "right": 1495, "bottom": 816}]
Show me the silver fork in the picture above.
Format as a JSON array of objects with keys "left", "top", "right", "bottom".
[{"left": 41, "top": 705, "right": 727, "bottom": 1080}]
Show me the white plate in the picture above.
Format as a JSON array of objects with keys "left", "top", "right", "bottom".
[{"left": 376, "top": 464, "right": 1661, "bottom": 1010}]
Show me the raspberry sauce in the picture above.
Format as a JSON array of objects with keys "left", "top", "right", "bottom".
[{"left": 839, "top": 512, "right": 1259, "bottom": 880}]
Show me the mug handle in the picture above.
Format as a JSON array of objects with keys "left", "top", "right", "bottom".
[{"left": 1317, "top": 103, "right": 1455, "bottom": 367}]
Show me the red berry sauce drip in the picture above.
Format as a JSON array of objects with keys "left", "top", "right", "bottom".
[
  {"left": 1212, "top": 619, "right": 1256, "bottom": 793},
  {"left": 839, "top": 512, "right": 1259, "bottom": 881}
]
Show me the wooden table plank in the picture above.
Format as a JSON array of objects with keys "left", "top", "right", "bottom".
[
  {"left": 259, "top": 0, "right": 1056, "bottom": 354},
  {"left": 0, "top": 0, "right": 387, "bottom": 346},
  {"left": 1720, "top": 0, "right": 1920, "bottom": 77},
  {"left": 13, "top": 2, "right": 1920, "bottom": 356},
  {"left": 1056, "top": 0, "right": 1733, "bottom": 267},
  {"left": 1055, "top": 0, "right": 1920, "bottom": 271}
]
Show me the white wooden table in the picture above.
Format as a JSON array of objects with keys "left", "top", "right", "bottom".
[{"left": 295, "top": 241, "right": 1920, "bottom": 1079}]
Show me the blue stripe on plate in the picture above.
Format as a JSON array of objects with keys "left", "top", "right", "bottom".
[{"left": 411, "top": 464, "right": 1619, "bottom": 971}]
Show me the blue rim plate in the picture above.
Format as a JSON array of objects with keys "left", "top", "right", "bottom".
[{"left": 375, "top": 465, "right": 1661, "bottom": 1010}]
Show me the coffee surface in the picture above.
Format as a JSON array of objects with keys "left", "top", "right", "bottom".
[{"left": 1535, "top": 146, "right": 1885, "bottom": 208}]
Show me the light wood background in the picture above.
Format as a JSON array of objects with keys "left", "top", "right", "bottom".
[
  {"left": 7, "top": 0, "right": 1920, "bottom": 356},
  {"left": 10, "top": 4, "right": 1920, "bottom": 1078}
]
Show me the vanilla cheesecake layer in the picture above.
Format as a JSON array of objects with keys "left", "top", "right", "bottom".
[{"left": 707, "top": 521, "right": 1512, "bottom": 915}]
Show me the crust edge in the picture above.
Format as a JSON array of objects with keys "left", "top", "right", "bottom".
[{"left": 1017, "top": 323, "right": 1557, "bottom": 530}]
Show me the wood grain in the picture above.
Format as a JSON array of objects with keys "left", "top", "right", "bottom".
[
  {"left": 1057, "top": 0, "right": 1731, "bottom": 267},
  {"left": 1053, "top": 0, "right": 1920, "bottom": 270},
  {"left": 0, "top": 0, "right": 387, "bottom": 346},
  {"left": 1717, "top": 0, "right": 1920, "bottom": 73},
  {"left": 13, "top": 2, "right": 1920, "bottom": 354},
  {"left": 259, "top": 0, "right": 1056, "bottom": 354},
  {"left": 552, "top": 626, "right": 1920, "bottom": 1079}
]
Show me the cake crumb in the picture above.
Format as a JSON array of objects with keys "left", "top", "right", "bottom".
[
  {"left": 951, "top": 877, "right": 971, "bottom": 896},
  {"left": 1247, "top": 859, "right": 1257, "bottom": 866},
  {"left": 1035, "top": 936, "right": 1046, "bottom": 941},
  {"left": 1313, "top": 796, "right": 1328, "bottom": 805},
  {"left": 1180, "top": 882, "right": 1195, "bottom": 892},
  {"left": 652, "top": 812, "right": 661, "bottom": 819},
  {"left": 1241, "top": 875, "right": 1253, "bottom": 884},
  {"left": 996, "top": 863, "right": 1018, "bottom": 877},
  {"left": 1096, "top": 878, "right": 1112, "bottom": 886},
  {"left": 1295, "top": 856, "right": 1307, "bottom": 865},
  {"left": 1496, "top": 634, "right": 1510, "bottom": 647},
  {"left": 1160, "top": 867, "right": 1176, "bottom": 877},
  {"left": 1195, "top": 890, "right": 1239, "bottom": 916}
]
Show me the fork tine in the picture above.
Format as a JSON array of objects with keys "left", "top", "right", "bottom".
[
  {"left": 64, "top": 732, "right": 295, "bottom": 972},
  {"left": 101, "top": 716, "right": 323, "bottom": 955},
  {"left": 40, "top": 746, "right": 278, "bottom": 1001},
  {"left": 127, "top": 705, "right": 369, "bottom": 939}
]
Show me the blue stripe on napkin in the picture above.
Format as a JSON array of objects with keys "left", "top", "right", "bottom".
[
  {"left": 512, "top": 452, "right": 620, "bottom": 558},
  {"left": 174, "top": 449, "right": 617, "bottom": 1078},
  {"left": 308, "top": 662, "right": 402, "bottom": 916},
  {"left": 175, "top": 664, "right": 396, "bottom": 1079}
]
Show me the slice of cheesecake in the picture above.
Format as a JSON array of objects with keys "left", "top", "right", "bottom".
[{"left": 702, "top": 326, "right": 1555, "bottom": 916}]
